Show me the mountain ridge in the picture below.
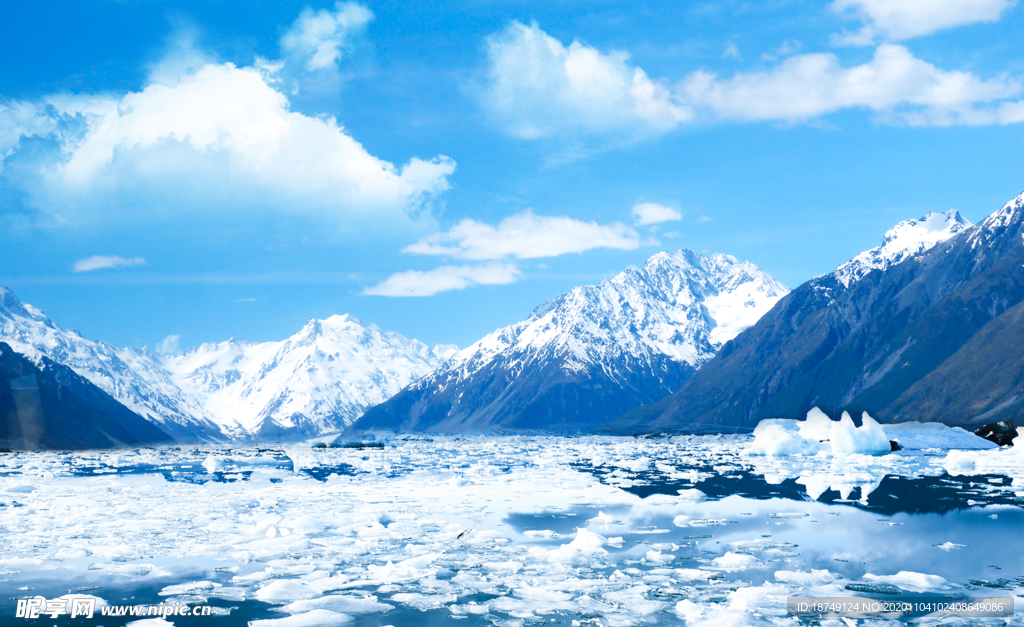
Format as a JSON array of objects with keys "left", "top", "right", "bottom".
[
  {"left": 0, "top": 290, "right": 449, "bottom": 441},
  {"left": 352, "top": 249, "right": 789, "bottom": 433},
  {"left": 611, "top": 197, "right": 1022, "bottom": 431},
  {"left": 0, "top": 342, "right": 174, "bottom": 450}
]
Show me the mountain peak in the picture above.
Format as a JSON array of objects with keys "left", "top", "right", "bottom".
[
  {"left": 354, "top": 249, "right": 789, "bottom": 433},
  {"left": 320, "top": 313, "right": 363, "bottom": 328},
  {"left": 980, "top": 189, "right": 1024, "bottom": 232},
  {"left": 832, "top": 209, "right": 972, "bottom": 287}
]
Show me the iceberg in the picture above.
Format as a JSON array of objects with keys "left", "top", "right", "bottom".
[
  {"left": 749, "top": 408, "right": 997, "bottom": 456},
  {"left": 748, "top": 409, "right": 889, "bottom": 456}
]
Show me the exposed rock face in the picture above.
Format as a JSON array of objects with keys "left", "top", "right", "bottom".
[
  {"left": 0, "top": 342, "right": 173, "bottom": 450},
  {"left": 613, "top": 197, "right": 1024, "bottom": 431},
  {"left": 974, "top": 420, "right": 1017, "bottom": 447},
  {"left": 0, "top": 286, "right": 449, "bottom": 441},
  {"left": 354, "top": 250, "right": 788, "bottom": 433}
]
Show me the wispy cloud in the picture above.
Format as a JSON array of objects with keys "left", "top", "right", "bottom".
[
  {"left": 72, "top": 255, "right": 146, "bottom": 273},
  {"left": 0, "top": 102, "right": 54, "bottom": 172},
  {"left": 477, "top": 21, "right": 1024, "bottom": 142},
  {"left": 281, "top": 1, "right": 374, "bottom": 72},
  {"left": 632, "top": 203, "right": 682, "bottom": 226},
  {"left": 404, "top": 210, "right": 640, "bottom": 260},
  {"left": 155, "top": 334, "right": 181, "bottom": 355},
  {"left": 363, "top": 263, "right": 520, "bottom": 297},
  {"left": 832, "top": 0, "right": 1016, "bottom": 45},
  {"left": 682, "top": 44, "right": 1023, "bottom": 126}
]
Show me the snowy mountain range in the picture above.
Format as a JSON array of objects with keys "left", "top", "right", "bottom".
[
  {"left": 0, "top": 288, "right": 450, "bottom": 441},
  {"left": 0, "top": 207, "right": 981, "bottom": 441},
  {"left": 161, "top": 315, "right": 452, "bottom": 438},
  {"left": 619, "top": 199, "right": 1021, "bottom": 431},
  {"left": 0, "top": 288, "right": 221, "bottom": 441},
  {"left": 353, "top": 250, "right": 789, "bottom": 433}
]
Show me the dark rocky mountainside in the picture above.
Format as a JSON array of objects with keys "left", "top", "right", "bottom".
[
  {"left": 353, "top": 250, "right": 787, "bottom": 433},
  {"left": 614, "top": 192, "right": 1024, "bottom": 431},
  {"left": 0, "top": 342, "right": 173, "bottom": 450}
]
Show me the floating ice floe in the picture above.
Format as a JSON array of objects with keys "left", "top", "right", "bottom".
[
  {"left": 126, "top": 619, "right": 176, "bottom": 627},
  {"left": 748, "top": 408, "right": 995, "bottom": 456},
  {"left": 748, "top": 408, "right": 890, "bottom": 456},
  {"left": 249, "top": 609, "right": 353, "bottom": 626},
  {"left": 885, "top": 422, "right": 998, "bottom": 450},
  {"left": 942, "top": 427, "right": 1024, "bottom": 478},
  {"left": 862, "top": 571, "right": 950, "bottom": 592},
  {"left": 2, "top": 436, "right": 1021, "bottom": 627},
  {"left": 543, "top": 528, "right": 608, "bottom": 563}
]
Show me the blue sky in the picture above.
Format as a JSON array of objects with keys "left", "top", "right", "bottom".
[{"left": 2, "top": 0, "right": 1024, "bottom": 351}]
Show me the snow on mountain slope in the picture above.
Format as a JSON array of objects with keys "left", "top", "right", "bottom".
[
  {"left": 0, "top": 287, "right": 448, "bottom": 440},
  {"left": 624, "top": 191, "right": 1024, "bottom": 432},
  {"left": 0, "top": 287, "right": 222, "bottom": 440},
  {"left": 448, "top": 250, "right": 788, "bottom": 378},
  {"left": 161, "top": 315, "right": 446, "bottom": 436},
  {"left": 353, "top": 250, "right": 788, "bottom": 432},
  {"left": 832, "top": 210, "right": 972, "bottom": 287}
]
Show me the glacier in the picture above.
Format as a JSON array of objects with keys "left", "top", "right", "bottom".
[{"left": 1, "top": 435, "right": 1022, "bottom": 626}]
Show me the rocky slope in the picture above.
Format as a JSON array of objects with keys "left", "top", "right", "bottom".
[
  {"left": 0, "top": 342, "right": 174, "bottom": 450},
  {"left": 613, "top": 199, "right": 1024, "bottom": 431},
  {"left": 0, "top": 288, "right": 449, "bottom": 440},
  {"left": 353, "top": 250, "right": 788, "bottom": 432}
]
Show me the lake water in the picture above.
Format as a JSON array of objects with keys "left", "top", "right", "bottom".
[{"left": 1, "top": 435, "right": 1022, "bottom": 626}]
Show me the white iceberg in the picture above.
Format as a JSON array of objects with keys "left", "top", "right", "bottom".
[
  {"left": 748, "top": 409, "right": 889, "bottom": 456},
  {"left": 942, "top": 427, "right": 1024, "bottom": 476},
  {"left": 885, "top": 422, "right": 997, "bottom": 450},
  {"left": 749, "top": 408, "right": 998, "bottom": 456}
]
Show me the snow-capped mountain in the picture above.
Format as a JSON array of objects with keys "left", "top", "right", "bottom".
[
  {"left": 0, "top": 287, "right": 222, "bottom": 440},
  {"left": 0, "top": 287, "right": 449, "bottom": 440},
  {"left": 161, "top": 315, "right": 447, "bottom": 437},
  {"left": 354, "top": 250, "right": 788, "bottom": 433},
  {"left": 622, "top": 192, "right": 1024, "bottom": 431},
  {"left": 831, "top": 210, "right": 972, "bottom": 287}
]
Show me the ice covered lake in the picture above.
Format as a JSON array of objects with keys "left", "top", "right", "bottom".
[{"left": 1, "top": 429, "right": 1023, "bottom": 626}]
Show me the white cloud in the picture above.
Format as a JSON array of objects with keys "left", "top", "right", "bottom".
[
  {"left": 363, "top": 263, "right": 520, "bottom": 297},
  {"left": 146, "top": 22, "right": 214, "bottom": 87},
  {"left": 761, "top": 39, "right": 803, "bottom": 62},
  {"left": 0, "top": 102, "right": 54, "bottom": 171},
  {"left": 480, "top": 21, "right": 689, "bottom": 139},
  {"left": 72, "top": 255, "right": 146, "bottom": 272},
  {"left": 632, "top": 202, "right": 682, "bottom": 225},
  {"left": 155, "top": 334, "right": 181, "bottom": 355},
  {"left": 682, "top": 44, "right": 1023, "bottom": 126},
  {"left": 20, "top": 62, "right": 453, "bottom": 222},
  {"left": 403, "top": 210, "right": 641, "bottom": 260},
  {"left": 832, "top": 0, "right": 1016, "bottom": 44},
  {"left": 281, "top": 1, "right": 373, "bottom": 72},
  {"left": 476, "top": 21, "right": 1024, "bottom": 141},
  {"left": 723, "top": 42, "right": 741, "bottom": 60}
]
